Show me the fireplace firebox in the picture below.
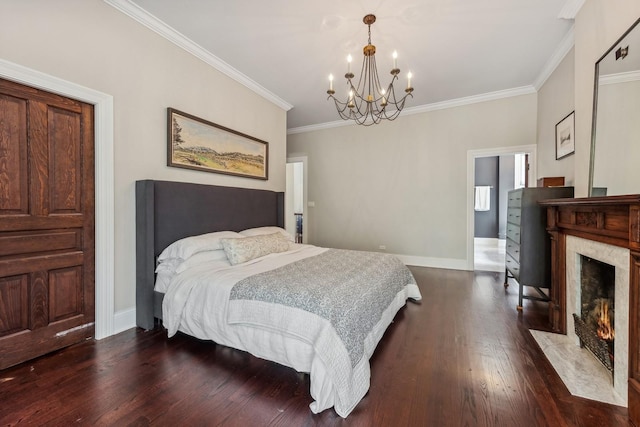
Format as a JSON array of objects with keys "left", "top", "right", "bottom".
[{"left": 573, "top": 256, "right": 616, "bottom": 373}]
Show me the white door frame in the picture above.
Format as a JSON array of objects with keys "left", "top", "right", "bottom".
[
  {"left": 0, "top": 59, "right": 115, "bottom": 339},
  {"left": 466, "top": 144, "right": 537, "bottom": 270}
]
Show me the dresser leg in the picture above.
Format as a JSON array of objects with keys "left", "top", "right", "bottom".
[
  {"left": 518, "top": 282, "right": 524, "bottom": 310},
  {"left": 504, "top": 268, "right": 509, "bottom": 288}
]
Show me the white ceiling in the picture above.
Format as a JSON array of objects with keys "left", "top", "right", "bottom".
[{"left": 112, "top": 0, "right": 578, "bottom": 131}]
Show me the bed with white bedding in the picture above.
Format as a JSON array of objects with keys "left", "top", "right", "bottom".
[{"left": 136, "top": 180, "right": 421, "bottom": 417}]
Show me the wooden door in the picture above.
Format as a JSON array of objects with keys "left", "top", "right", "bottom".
[{"left": 0, "top": 78, "right": 95, "bottom": 369}]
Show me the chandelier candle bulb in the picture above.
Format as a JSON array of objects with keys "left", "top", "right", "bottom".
[
  {"left": 329, "top": 74, "right": 333, "bottom": 91},
  {"left": 407, "top": 72, "right": 412, "bottom": 89},
  {"left": 393, "top": 51, "right": 398, "bottom": 69},
  {"left": 347, "top": 54, "right": 352, "bottom": 74}
]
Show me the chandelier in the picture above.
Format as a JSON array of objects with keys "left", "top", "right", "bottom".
[{"left": 326, "top": 14, "right": 414, "bottom": 126}]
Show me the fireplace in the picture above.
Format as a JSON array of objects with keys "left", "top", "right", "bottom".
[
  {"left": 574, "top": 256, "right": 616, "bottom": 373},
  {"left": 540, "top": 195, "right": 640, "bottom": 423}
]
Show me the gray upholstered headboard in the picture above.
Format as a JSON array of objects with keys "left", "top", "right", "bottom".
[{"left": 135, "top": 180, "right": 285, "bottom": 330}]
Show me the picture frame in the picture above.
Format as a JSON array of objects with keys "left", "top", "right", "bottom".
[
  {"left": 167, "top": 108, "right": 268, "bottom": 180},
  {"left": 555, "top": 111, "right": 575, "bottom": 160}
]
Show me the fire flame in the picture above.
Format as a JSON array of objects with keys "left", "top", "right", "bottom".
[{"left": 597, "top": 299, "right": 615, "bottom": 341}]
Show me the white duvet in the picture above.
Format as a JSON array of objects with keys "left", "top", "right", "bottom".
[{"left": 162, "top": 244, "right": 421, "bottom": 417}]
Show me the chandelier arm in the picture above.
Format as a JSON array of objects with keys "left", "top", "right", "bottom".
[
  {"left": 329, "top": 95, "right": 350, "bottom": 112},
  {"left": 370, "top": 56, "right": 383, "bottom": 101},
  {"left": 330, "top": 94, "right": 364, "bottom": 121},
  {"left": 367, "top": 57, "right": 376, "bottom": 103},
  {"left": 351, "top": 78, "right": 371, "bottom": 118},
  {"left": 354, "top": 58, "right": 367, "bottom": 102}
]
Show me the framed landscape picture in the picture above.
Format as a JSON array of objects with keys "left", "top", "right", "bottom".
[
  {"left": 167, "top": 108, "right": 268, "bottom": 180},
  {"left": 555, "top": 111, "right": 575, "bottom": 160}
]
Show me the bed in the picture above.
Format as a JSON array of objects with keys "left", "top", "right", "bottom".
[{"left": 135, "top": 180, "right": 421, "bottom": 417}]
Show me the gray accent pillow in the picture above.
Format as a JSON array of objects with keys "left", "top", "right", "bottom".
[{"left": 220, "top": 233, "right": 290, "bottom": 265}]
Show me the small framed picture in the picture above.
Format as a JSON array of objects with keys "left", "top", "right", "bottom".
[{"left": 555, "top": 111, "right": 575, "bottom": 160}]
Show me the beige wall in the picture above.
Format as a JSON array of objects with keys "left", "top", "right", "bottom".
[
  {"left": 288, "top": 94, "right": 537, "bottom": 266},
  {"left": 574, "top": 0, "right": 640, "bottom": 196},
  {"left": 0, "top": 0, "right": 287, "bottom": 313},
  {"left": 536, "top": 48, "right": 575, "bottom": 185}
]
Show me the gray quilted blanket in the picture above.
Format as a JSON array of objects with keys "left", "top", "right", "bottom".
[{"left": 229, "top": 248, "right": 416, "bottom": 367}]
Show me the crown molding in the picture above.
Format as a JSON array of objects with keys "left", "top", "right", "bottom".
[
  {"left": 533, "top": 25, "right": 575, "bottom": 90},
  {"left": 103, "top": 0, "right": 293, "bottom": 111},
  {"left": 558, "top": 0, "right": 586, "bottom": 20},
  {"left": 287, "top": 86, "right": 536, "bottom": 135}
]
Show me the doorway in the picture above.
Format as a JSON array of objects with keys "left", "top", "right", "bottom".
[
  {"left": 467, "top": 145, "right": 536, "bottom": 271},
  {"left": 286, "top": 156, "right": 307, "bottom": 243}
]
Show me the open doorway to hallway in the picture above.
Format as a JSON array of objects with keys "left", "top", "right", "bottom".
[
  {"left": 471, "top": 149, "right": 531, "bottom": 272},
  {"left": 286, "top": 157, "right": 306, "bottom": 243}
]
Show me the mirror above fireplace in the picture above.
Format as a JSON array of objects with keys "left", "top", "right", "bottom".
[{"left": 589, "top": 17, "right": 640, "bottom": 196}]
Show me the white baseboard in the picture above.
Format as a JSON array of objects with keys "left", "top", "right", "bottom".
[
  {"left": 113, "top": 307, "right": 137, "bottom": 335},
  {"left": 395, "top": 254, "right": 471, "bottom": 271},
  {"left": 474, "top": 237, "right": 506, "bottom": 247}
]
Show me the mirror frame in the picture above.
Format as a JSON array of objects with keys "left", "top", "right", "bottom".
[{"left": 588, "top": 17, "right": 640, "bottom": 197}]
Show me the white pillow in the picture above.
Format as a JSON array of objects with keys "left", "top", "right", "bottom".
[
  {"left": 239, "top": 226, "right": 294, "bottom": 242},
  {"left": 175, "top": 249, "right": 231, "bottom": 274},
  {"left": 154, "top": 270, "right": 175, "bottom": 293},
  {"left": 158, "top": 231, "right": 243, "bottom": 262},
  {"left": 155, "top": 258, "right": 181, "bottom": 274},
  {"left": 154, "top": 250, "right": 231, "bottom": 293},
  {"left": 220, "top": 233, "right": 290, "bottom": 265}
]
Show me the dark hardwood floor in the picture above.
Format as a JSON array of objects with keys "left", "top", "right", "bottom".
[{"left": 0, "top": 267, "right": 631, "bottom": 426}]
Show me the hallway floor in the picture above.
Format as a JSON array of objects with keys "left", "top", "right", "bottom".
[{"left": 474, "top": 237, "right": 505, "bottom": 272}]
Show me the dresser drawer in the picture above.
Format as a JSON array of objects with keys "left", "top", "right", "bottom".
[
  {"left": 507, "top": 207, "right": 521, "bottom": 225},
  {"left": 506, "top": 223, "right": 521, "bottom": 243},
  {"left": 508, "top": 190, "right": 522, "bottom": 208},
  {"left": 506, "top": 239, "right": 520, "bottom": 263},
  {"left": 505, "top": 254, "right": 520, "bottom": 280}
]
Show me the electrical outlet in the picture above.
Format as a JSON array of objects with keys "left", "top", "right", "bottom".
[{"left": 379, "top": 245, "right": 386, "bottom": 250}]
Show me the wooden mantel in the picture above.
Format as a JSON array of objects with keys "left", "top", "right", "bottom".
[{"left": 540, "top": 195, "right": 640, "bottom": 426}]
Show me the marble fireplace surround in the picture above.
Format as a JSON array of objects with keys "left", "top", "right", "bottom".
[
  {"left": 566, "top": 236, "right": 629, "bottom": 403},
  {"left": 533, "top": 235, "right": 630, "bottom": 406}
]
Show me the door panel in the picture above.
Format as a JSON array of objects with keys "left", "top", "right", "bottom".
[
  {"left": 0, "top": 78, "right": 94, "bottom": 369},
  {"left": 49, "top": 107, "right": 82, "bottom": 213},
  {"left": 49, "top": 266, "right": 83, "bottom": 321},
  {"left": 0, "top": 275, "right": 28, "bottom": 336},
  {"left": 0, "top": 93, "right": 28, "bottom": 214}
]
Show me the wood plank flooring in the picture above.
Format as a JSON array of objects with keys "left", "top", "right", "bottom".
[{"left": 0, "top": 267, "right": 631, "bottom": 426}]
